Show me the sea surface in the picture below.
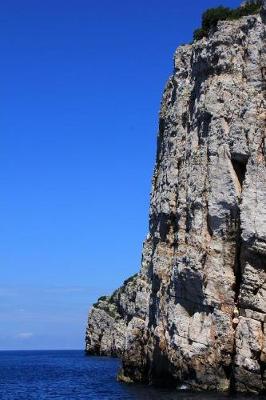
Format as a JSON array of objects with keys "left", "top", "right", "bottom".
[{"left": 0, "top": 350, "right": 258, "bottom": 400}]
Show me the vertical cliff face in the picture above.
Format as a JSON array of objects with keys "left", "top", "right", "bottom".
[{"left": 86, "top": 8, "right": 266, "bottom": 394}]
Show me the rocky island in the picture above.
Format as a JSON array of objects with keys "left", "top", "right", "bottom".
[{"left": 86, "top": 1, "right": 266, "bottom": 393}]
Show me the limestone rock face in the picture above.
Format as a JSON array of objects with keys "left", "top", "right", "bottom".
[
  {"left": 85, "top": 274, "right": 150, "bottom": 359},
  {"left": 86, "top": 10, "right": 266, "bottom": 393}
]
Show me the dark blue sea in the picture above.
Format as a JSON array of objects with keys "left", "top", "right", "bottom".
[{"left": 0, "top": 351, "right": 257, "bottom": 400}]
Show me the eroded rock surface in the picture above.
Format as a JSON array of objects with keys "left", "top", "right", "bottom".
[{"left": 86, "top": 9, "right": 266, "bottom": 393}]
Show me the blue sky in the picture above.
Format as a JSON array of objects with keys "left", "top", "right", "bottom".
[{"left": 0, "top": 0, "right": 240, "bottom": 350}]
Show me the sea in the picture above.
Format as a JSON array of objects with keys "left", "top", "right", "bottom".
[{"left": 0, "top": 350, "right": 258, "bottom": 400}]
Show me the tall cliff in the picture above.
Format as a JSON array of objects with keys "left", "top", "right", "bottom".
[{"left": 86, "top": 5, "right": 266, "bottom": 394}]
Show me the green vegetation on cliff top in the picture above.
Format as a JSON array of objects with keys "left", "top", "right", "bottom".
[
  {"left": 93, "top": 273, "right": 138, "bottom": 308},
  {"left": 193, "top": 1, "right": 263, "bottom": 41}
]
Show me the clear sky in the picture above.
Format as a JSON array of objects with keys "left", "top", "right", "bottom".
[{"left": 0, "top": 0, "right": 240, "bottom": 350}]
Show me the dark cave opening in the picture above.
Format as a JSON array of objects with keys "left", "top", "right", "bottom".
[{"left": 231, "top": 158, "right": 247, "bottom": 188}]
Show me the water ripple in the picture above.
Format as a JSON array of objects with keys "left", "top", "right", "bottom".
[{"left": 0, "top": 351, "right": 257, "bottom": 400}]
